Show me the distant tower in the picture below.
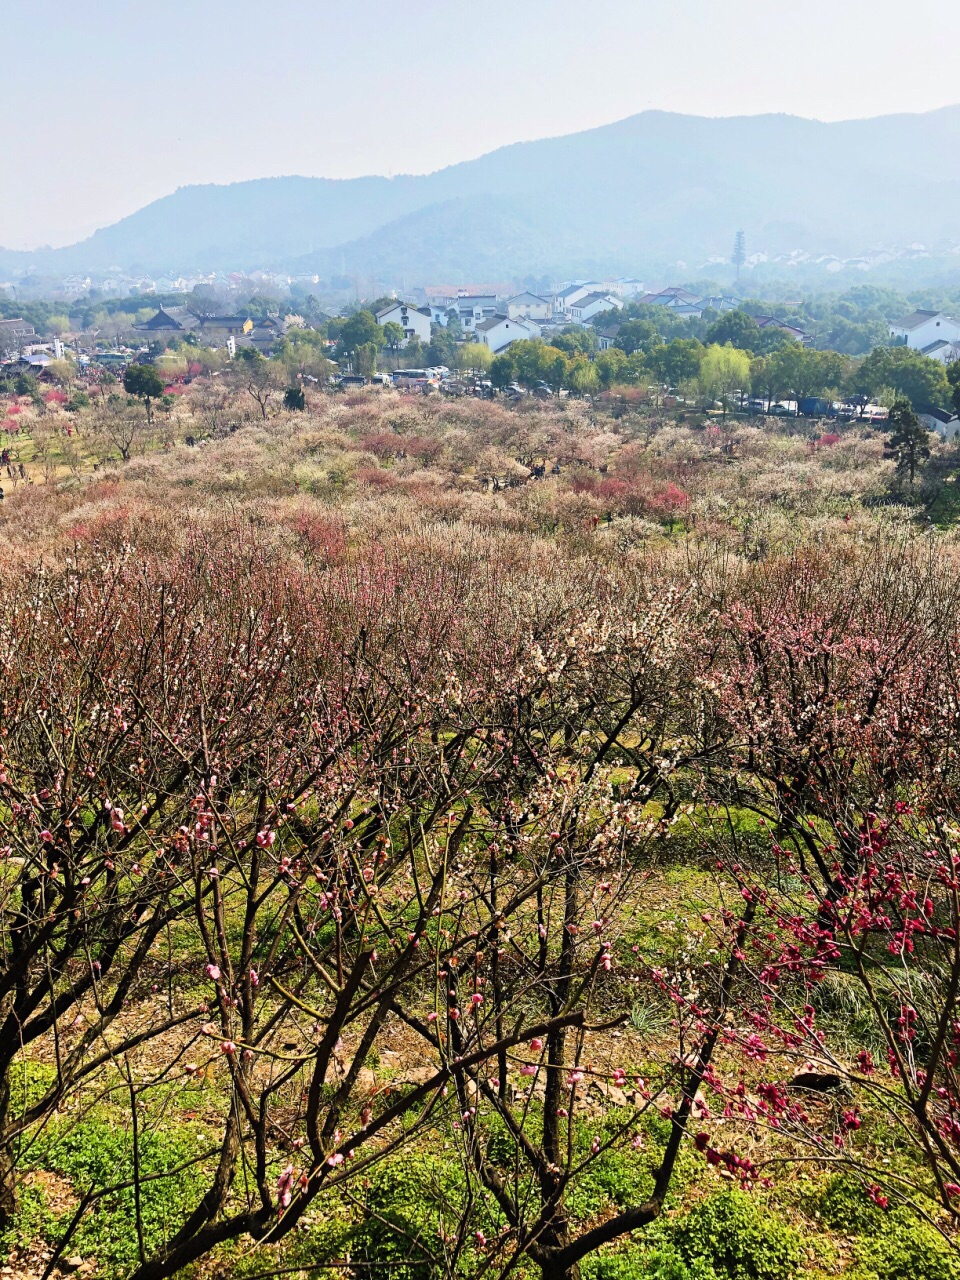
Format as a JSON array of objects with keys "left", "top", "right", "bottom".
[{"left": 732, "top": 229, "right": 746, "bottom": 283}]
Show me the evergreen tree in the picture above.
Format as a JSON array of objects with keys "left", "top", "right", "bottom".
[{"left": 884, "top": 398, "right": 930, "bottom": 485}]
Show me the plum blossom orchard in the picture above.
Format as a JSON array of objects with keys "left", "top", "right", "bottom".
[{"left": 1, "top": 387, "right": 959, "bottom": 1280}]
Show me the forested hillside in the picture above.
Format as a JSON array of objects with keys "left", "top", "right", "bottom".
[{"left": 6, "top": 106, "right": 960, "bottom": 277}]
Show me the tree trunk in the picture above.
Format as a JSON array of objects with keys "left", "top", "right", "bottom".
[
  {"left": 537, "top": 1212, "right": 583, "bottom": 1280},
  {"left": 0, "top": 1074, "right": 17, "bottom": 1230},
  {"left": 540, "top": 1260, "right": 582, "bottom": 1280}
]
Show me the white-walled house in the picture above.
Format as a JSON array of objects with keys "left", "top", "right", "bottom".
[
  {"left": 919, "top": 406, "right": 960, "bottom": 439},
  {"left": 916, "top": 339, "right": 960, "bottom": 365},
  {"left": 889, "top": 310, "right": 960, "bottom": 353},
  {"left": 376, "top": 302, "right": 432, "bottom": 345},
  {"left": 427, "top": 303, "right": 456, "bottom": 327},
  {"left": 567, "top": 293, "right": 623, "bottom": 326},
  {"left": 505, "top": 292, "right": 553, "bottom": 322},
  {"left": 456, "top": 295, "right": 499, "bottom": 331},
  {"left": 553, "top": 284, "right": 595, "bottom": 315},
  {"left": 476, "top": 314, "right": 540, "bottom": 354}
]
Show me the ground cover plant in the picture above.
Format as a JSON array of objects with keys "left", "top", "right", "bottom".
[{"left": 4, "top": 380, "right": 960, "bottom": 1278}]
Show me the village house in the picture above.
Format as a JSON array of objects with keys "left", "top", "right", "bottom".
[
  {"left": 195, "top": 316, "right": 257, "bottom": 342},
  {"left": 0, "top": 317, "right": 38, "bottom": 355},
  {"left": 698, "top": 295, "right": 740, "bottom": 314},
  {"left": 596, "top": 324, "right": 622, "bottom": 351},
  {"left": 889, "top": 310, "right": 960, "bottom": 353},
  {"left": 918, "top": 339, "right": 960, "bottom": 365},
  {"left": 133, "top": 307, "right": 198, "bottom": 336},
  {"left": 754, "top": 315, "right": 812, "bottom": 345},
  {"left": 637, "top": 287, "right": 703, "bottom": 311},
  {"left": 567, "top": 293, "right": 623, "bottom": 326},
  {"left": 476, "top": 314, "right": 540, "bottom": 353},
  {"left": 919, "top": 406, "right": 960, "bottom": 439},
  {"left": 455, "top": 295, "right": 500, "bottom": 331},
  {"left": 553, "top": 284, "right": 598, "bottom": 315},
  {"left": 376, "top": 301, "right": 432, "bottom": 345},
  {"left": 426, "top": 303, "right": 456, "bottom": 326},
  {"left": 504, "top": 292, "right": 553, "bottom": 322}
]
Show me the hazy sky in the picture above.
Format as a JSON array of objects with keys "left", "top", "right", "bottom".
[{"left": 6, "top": 0, "right": 960, "bottom": 249}]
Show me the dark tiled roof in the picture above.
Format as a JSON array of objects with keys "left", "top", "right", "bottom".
[{"left": 894, "top": 309, "right": 941, "bottom": 330}]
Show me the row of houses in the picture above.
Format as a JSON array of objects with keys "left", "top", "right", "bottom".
[
  {"left": 377, "top": 281, "right": 642, "bottom": 355},
  {"left": 132, "top": 306, "right": 289, "bottom": 352},
  {"left": 375, "top": 298, "right": 546, "bottom": 354}
]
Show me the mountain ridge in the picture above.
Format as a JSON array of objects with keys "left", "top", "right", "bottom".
[{"left": 5, "top": 106, "right": 960, "bottom": 281}]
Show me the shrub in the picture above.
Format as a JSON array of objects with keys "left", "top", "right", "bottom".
[
  {"left": 674, "top": 1191, "right": 803, "bottom": 1280},
  {"left": 350, "top": 1157, "right": 454, "bottom": 1280},
  {"left": 854, "top": 1212, "right": 960, "bottom": 1280},
  {"left": 585, "top": 1241, "right": 718, "bottom": 1280},
  {"left": 817, "top": 1173, "right": 886, "bottom": 1235}
]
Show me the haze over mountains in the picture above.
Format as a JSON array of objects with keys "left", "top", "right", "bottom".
[{"left": 5, "top": 106, "right": 960, "bottom": 282}]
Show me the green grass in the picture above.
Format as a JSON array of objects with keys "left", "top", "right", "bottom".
[{"left": 6, "top": 1115, "right": 209, "bottom": 1278}]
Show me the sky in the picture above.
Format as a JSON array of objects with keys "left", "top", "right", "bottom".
[{"left": 5, "top": 0, "right": 960, "bottom": 249}]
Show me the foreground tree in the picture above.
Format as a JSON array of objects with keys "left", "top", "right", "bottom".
[
  {"left": 701, "top": 544, "right": 960, "bottom": 1226},
  {"left": 122, "top": 363, "right": 165, "bottom": 428},
  {"left": 231, "top": 347, "right": 283, "bottom": 419},
  {"left": 884, "top": 397, "right": 931, "bottom": 485},
  {"left": 698, "top": 343, "right": 751, "bottom": 418}
]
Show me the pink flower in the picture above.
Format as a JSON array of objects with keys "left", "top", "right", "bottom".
[
  {"left": 471, "top": 993, "right": 483, "bottom": 1006},
  {"left": 221, "top": 1041, "right": 236, "bottom": 1055},
  {"left": 427, "top": 1011, "right": 438, "bottom": 1022},
  {"left": 40, "top": 829, "right": 53, "bottom": 842},
  {"left": 249, "top": 969, "right": 259, "bottom": 986},
  {"left": 205, "top": 964, "right": 221, "bottom": 981},
  {"left": 529, "top": 1038, "right": 544, "bottom": 1051},
  {"left": 520, "top": 1064, "right": 537, "bottom": 1077},
  {"left": 867, "top": 1184, "right": 889, "bottom": 1209}
]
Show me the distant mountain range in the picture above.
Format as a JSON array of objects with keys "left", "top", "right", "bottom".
[{"left": 5, "top": 107, "right": 960, "bottom": 282}]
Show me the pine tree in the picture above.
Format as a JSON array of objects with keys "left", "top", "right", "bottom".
[{"left": 884, "top": 398, "right": 930, "bottom": 485}]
